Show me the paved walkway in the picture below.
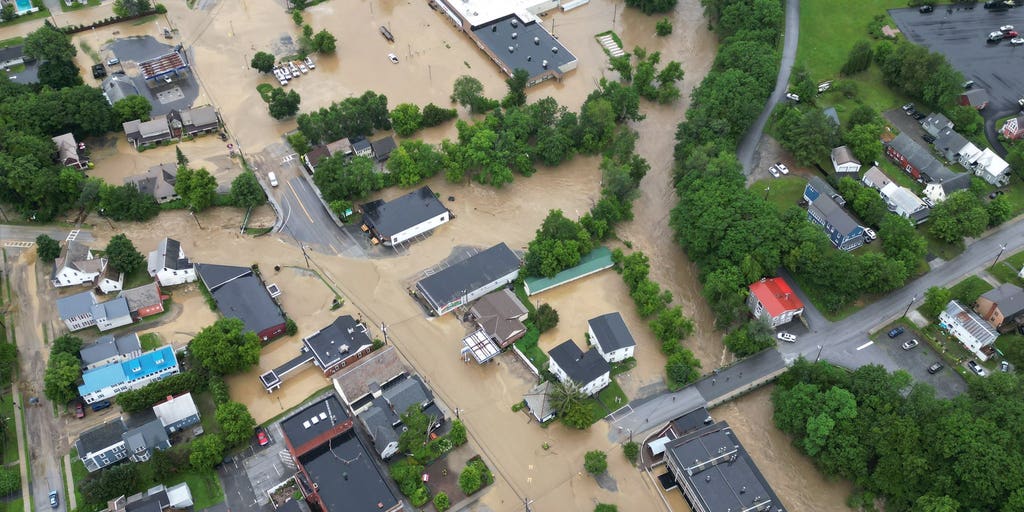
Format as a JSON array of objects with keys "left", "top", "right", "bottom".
[
  {"left": 62, "top": 454, "right": 75, "bottom": 511},
  {"left": 12, "top": 389, "right": 29, "bottom": 512}
]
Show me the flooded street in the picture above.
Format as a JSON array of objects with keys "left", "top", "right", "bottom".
[{"left": 712, "top": 386, "right": 852, "bottom": 512}]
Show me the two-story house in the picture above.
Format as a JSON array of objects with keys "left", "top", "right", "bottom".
[
  {"left": 75, "top": 413, "right": 170, "bottom": 472},
  {"left": 747, "top": 277, "right": 804, "bottom": 328},
  {"left": 52, "top": 241, "right": 122, "bottom": 292},
  {"left": 587, "top": 312, "right": 636, "bottom": 363},
  {"left": 975, "top": 284, "right": 1024, "bottom": 332},
  {"left": 803, "top": 177, "right": 866, "bottom": 251},
  {"left": 147, "top": 238, "right": 196, "bottom": 286},
  {"left": 151, "top": 393, "right": 201, "bottom": 434},
  {"left": 939, "top": 300, "right": 1000, "bottom": 361},
  {"left": 56, "top": 292, "right": 133, "bottom": 332},
  {"left": 547, "top": 340, "right": 610, "bottom": 396},
  {"left": 879, "top": 183, "right": 930, "bottom": 224},
  {"left": 923, "top": 173, "right": 973, "bottom": 204},
  {"left": 80, "top": 333, "right": 142, "bottom": 371},
  {"left": 78, "top": 346, "right": 180, "bottom": 404}
]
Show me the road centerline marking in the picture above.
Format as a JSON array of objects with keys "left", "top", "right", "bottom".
[{"left": 286, "top": 180, "right": 315, "bottom": 224}]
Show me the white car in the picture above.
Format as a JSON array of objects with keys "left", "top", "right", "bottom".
[
  {"left": 967, "top": 360, "right": 987, "bottom": 376},
  {"left": 388, "top": 53, "right": 399, "bottom": 64},
  {"left": 901, "top": 339, "right": 919, "bottom": 350},
  {"left": 775, "top": 162, "right": 790, "bottom": 174},
  {"left": 1001, "top": 24, "right": 1015, "bottom": 32},
  {"left": 268, "top": 172, "right": 279, "bottom": 187},
  {"left": 864, "top": 227, "right": 877, "bottom": 240},
  {"left": 299, "top": 63, "right": 309, "bottom": 74},
  {"left": 768, "top": 165, "right": 781, "bottom": 178},
  {"left": 776, "top": 332, "right": 797, "bottom": 343},
  {"left": 785, "top": 92, "right": 799, "bottom": 102},
  {"left": 1012, "top": 37, "right": 1024, "bottom": 45},
  {"left": 304, "top": 57, "right": 316, "bottom": 69}
]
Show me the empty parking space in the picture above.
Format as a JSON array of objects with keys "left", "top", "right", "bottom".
[{"left": 873, "top": 323, "right": 968, "bottom": 395}]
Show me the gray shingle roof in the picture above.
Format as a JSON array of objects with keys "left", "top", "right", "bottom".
[
  {"left": 887, "top": 133, "right": 955, "bottom": 182},
  {"left": 303, "top": 316, "right": 373, "bottom": 370},
  {"left": 416, "top": 243, "right": 521, "bottom": 312},
  {"left": 118, "top": 282, "right": 162, "bottom": 313},
  {"left": 80, "top": 333, "right": 141, "bottom": 367},
  {"left": 383, "top": 376, "right": 432, "bottom": 416},
  {"left": 76, "top": 419, "right": 127, "bottom": 454},
  {"left": 359, "top": 405, "right": 398, "bottom": 450},
  {"left": 588, "top": 312, "right": 636, "bottom": 352},
  {"left": 57, "top": 291, "right": 97, "bottom": 320},
  {"left": 361, "top": 186, "right": 448, "bottom": 241},
  {"left": 92, "top": 297, "right": 131, "bottom": 321},
  {"left": 809, "top": 193, "right": 860, "bottom": 234},
  {"left": 548, "top": 340, "right": 610, "bottom": 386},
  {"left": 195, "top": 263, "right": 250, "bottom": 291},
  {"left": 980, "top": 283, "right": 1024, "bottom": 318}
]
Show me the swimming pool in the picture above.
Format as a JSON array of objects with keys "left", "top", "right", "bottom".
[{"left": 14, "top": 0, "right": 33, "bottom": 14}]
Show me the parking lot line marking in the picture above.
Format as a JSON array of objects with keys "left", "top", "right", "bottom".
[
  {"left": 287, "top": 180, "right": 314, "bottom": 224},
  {"left": 856, "top": 341, "right": 874, "bottom": 351}
]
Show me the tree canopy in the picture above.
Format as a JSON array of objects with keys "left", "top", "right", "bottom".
[
  {"left": 105, "top": 233, "right": 145, "bottom": 274},
  {"left": 174, "top": 167, "right": 218, "bottom": 212},
  {"left": 188, "top": 318, "right": 261, "bottom": 375},
  {"left": 230, "top": 171, "right": 266, "bottom": 208}
]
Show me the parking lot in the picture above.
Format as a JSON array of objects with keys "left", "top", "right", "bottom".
[
  {"left": 873, "top": 323, "right": 968, "bottom": 396},
  {"left": 889, "top": 5, "right": 1024, "bottom": 113}
]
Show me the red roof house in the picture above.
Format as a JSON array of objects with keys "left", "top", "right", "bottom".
[{"left": 747, "top": 278, "right": 804, "bottom": 328}]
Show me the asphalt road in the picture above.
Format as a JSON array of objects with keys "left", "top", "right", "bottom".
[
  {"left": 889, "top": 4, "right": 1024, "bottom": 157},
  {"left": 0, "top": 225, "right": 94, "bottom": 246},
  {"left": 737, "top": 0, "right": 800, "bottom": 172}
]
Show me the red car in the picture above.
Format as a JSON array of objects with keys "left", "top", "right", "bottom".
[
  {"left": 255, "top": 426, "right": 270, "bottom": 446},
  {"left": 74, "top": 403, "right": 85, "bottom": 419},
  {"left": 1008, "top": 30, "right": 1020, "bottom": 37}
]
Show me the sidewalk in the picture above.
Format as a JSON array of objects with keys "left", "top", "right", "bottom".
[
  {"left": 12, "top": 389, "right": 29, "bottom": 512},
  {"left": 63, "top": 454, "right": 76, "bottom": 511}
]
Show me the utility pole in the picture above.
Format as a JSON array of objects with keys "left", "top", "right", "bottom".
[
  {"left": 903, "top": 295, "right": 917, "bottom": 318},
  {"left": 381, "top": 322, "right": 389, "bottom": 344},
  {"left": 815, "top": 344, "right": 823, "bottom": 364},
  {"left": 992, "top": 242, "right": 1008, "bottom": 268},
  {"left": 190, "top": 209, "right": 202, "bottom": 229},
  {"left": 612, "top": 3, "right": 617, "bottom": 26}
]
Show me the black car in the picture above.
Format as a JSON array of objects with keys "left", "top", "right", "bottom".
[
  {"left": 913, "top": 111, "right": 926, "bottom": 120},
  {"left": 922, "top": 134, "right": 936, "bottom": 143},
  {"left": 928, "top": 362, "right": 944, "bottom": 374},
  {"left": 919, "top": 4, "right": 933, "bottom": 12},
  {"left": 887, "top": 326, "right": 905, "bottom": 338},
  {"left": 91, "top": 63, "right": 107, "bottom": 79}
]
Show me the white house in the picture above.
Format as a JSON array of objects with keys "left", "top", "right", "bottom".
[
  {"left": 152, "top": 393, "right": 201, "bottom": 434},
  {"left": 360, "top": 186, "right": 451, "bottom": 246},
  {"left": 147, "top": 238, "right": 196, "bottom": 286},
  {"left": 970, "top": 148, "right": 1010, "bottom": 186},
  {"left": 56, "top": 292, "right": 133, "bottom": 332},
  {"left": 879, "top": 183, "right": 930, "bottom": 224},
  {"left": 80, "top": 333, "right": 143, "bottom": 371},
  {"left": 830, "top": 146, "right": 861, "bottom": 175},
  {"left": 588, "top": 312, "right": 636, "bottom": 363},
  {"left": 923, "top": 173, "right": 972, "bottom": 204},
  {"left": 96, "top": 266, "right": 124, "bottom": 294},
  {"left": 52, "top": 241, "right": 103, "bottom": 288},
  {"left": 78, "top": 345, "right": 180, "bottom": 404},
  {"left": 939, "top": 300, "right": 999, "bottom": 362},
  {"left": 547, "top": 340, "right": 610, "bottom": 396}
]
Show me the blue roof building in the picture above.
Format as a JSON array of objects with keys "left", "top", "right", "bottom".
[{"left": 79, "top": 345, "right": 180, "bottom": 404}]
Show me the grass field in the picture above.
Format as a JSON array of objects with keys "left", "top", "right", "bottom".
[
  {"left": 949, "top": 275, "right": 993, "bottom": 304},
  {"left": 69, "top": 448, "right": 86, "bottom": 509},
  {"left": 138, "top": 333, "right": 162, "bottom": 351},
  {"left": 584, "top": 380, "right": 627, "bottom": 424},
  {"left": 755, "top": 176, "right": 807, "bottom": 213},
  {"left": 0, "top": 393, "right": 17, "bottom": 465},
  {"left": 0, "top": 7, "right": 50, "bottom": 27},
  {"left": 989, "top": 250, "right": 1024, "bottom": 286}
]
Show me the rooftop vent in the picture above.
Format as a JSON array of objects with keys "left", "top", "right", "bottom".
[
  {"left": 512, "top": 32, "right": 518, "bottom": 39},
  {"left": 319, "top": 412, "right": 327, "bottom": 420},
  {"left": 527, "top": 56, "right": 532, "bottom": 61},
  {"left": 552, "top": 47, "right": 558, "bottom": 53},
  {"left": 302, "top": 421, "right": 311, "bottom": 429},
  {"left": 511, "top": 20, "right": 518, "bottom": 28},
  {"left": 534, "top": 37, "right": 540, "bottom": 45},
  {"left": 310, "top": 416, "right": 320, "bottom": 424},
  {"left": 542, "top": 60, "right": 548, "bottom": 68},
  {"left": 508, "top": 46, "right": 514, "bottom": 53},
  {"left": 491, "top": 25, "right": 497, "bottom": 32}
]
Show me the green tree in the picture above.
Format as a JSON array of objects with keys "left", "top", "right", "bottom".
[
  {"left": 879, "top": 215, "right": 927, "bottom": 276},
  {"left": 189, "top": 433, "right": 225, "bottom": 470},
  {"left": 386, "top": 140, "right": 443, "bottom": 186},
  {"left": 433, "top": 492, "right": 450, "bottom": 512},
  {"left": 459, "top": 463, "right": 482, "bottom": 495},
  {"left": 43, "top": 352, "right": 81, "bottom": 405},
  {"left": 105, "top": 233, "right": 145, "bottom": 274},
  {"left": 929, "top": 191, "right": 989, "bottom": 243},
  {"left": 0, "top": 467, "right": 20, "bottom": 497},
  {"left": 773, "top": 106, "right": 840, "bottom": 165},
  {"left": 451, "top": 75, "right": 485, "bottom": 112},
  {"left": 174, "top": 167, "right": 218, "bottom": 212},
  {"left": 947, "top": 105, "right": 984, "bottom": 136},
  {"left": 422, "top": 103, "right": 457, "bottom": 127},
  {"left": 176, "top": 146, "right": 189, "bottom": 167},
  {"left": 230, "top": 171, "right": 266, "bottom": 208},
  {"left": 312, "top": 30, "right": 336, "bottom": 53},
  {"left": 549, "top": 381, "right": 592, "bottom": 429},
  {"left": 624, "top": 0, "right": 677, "bottom": 14},
  {"left": 912, "top": 495, "right": 960, "bottom": 512},
  {"left": 584, "top": 450, "right": 608, "bottom": 475},
  {"left": 666, "top": 349, "right": 701, "bottom": 388},
  {"left": 215, "top": 401, "right": 257, "bottom": 446},
  {"left": 112, "top": 0, "right": 151, "bottom": 16},
  {"left": 791, "top": 65, "right": 817, "bottom": 106},
  {"left": 841, "top": 40, "right": 874, "bottom": 76},
  {"left": 25, "top": 23, "right": 76, "bottom": 62},
  {"left": 314, "top": 155, "right": 383, "bottom": 201},
  {"left": 723, "top": 318, "right": 776, "bottom": 357},
  {"left": 0, "top": 4, "right": 16, "bottom": 21},
  {"left": 655, "top": 18, "right": 673, "bottom": 36},
  {"left": 608, "top": 54, "right": 633, "bottom": 82},
  {"left": 449, "top": 419, "right": 467, "bottom": 446},
  {"left": 291, "top": 8, "right": 302, "bottom": 25},
  {"left": 844, "top": 123, "right": 882, "bottom": 164},
  {"left": 250, "top": 52, "right": 276, "bottom": 73},
  {"left": 189, "top": 317, "right": 262, "bottom": 374},
  {"left": 502, "top": 68, "right": 529, "bottom": 108},
  {"left": 112, "top": 95, "right": 153, "bottom": 123},
  {"left": 80, "top": 463, "right": 139, "bottom": 505},
  {"left": 649, "top": 306, "right": 694, "bottom": 343},
  {"left": 99, "top": 183, "right": 160, "bottom": 221},
  {"left": 268, "top": 88, "right": 301, "bottom": 119},
  {"left": 594, "top": 505, "right": 618, "bottom": 512},
  {"left": 52, "top": 334, "right": 83, "bottom": 358},
  {"left": 529, "top": 303, "right": 559, "bottom": 333},
  {"left": 622, "top": 442, "right": 639, "bottom": 465},
  {"left": 38, "top": 58, "right": 82, "bottom": 89},
  {"left": 987, "top": 195, "right": 1012, "bottom": 227},
  {"left": 921, "top": 286, "right": 951, "bottom": 319},
  {"left": 390, "top": 103, "right": 423, "bottom": 137},
  {"left": 35, "top": 234, "right": 61, "bottom": 262}
]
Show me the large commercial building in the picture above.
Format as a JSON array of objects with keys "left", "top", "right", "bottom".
[
  {"left": 414, "top": 243, "right": 521, "bottom": 316},
  {"left": 434, "top": 0, "right": 578, "bottom": 86}
]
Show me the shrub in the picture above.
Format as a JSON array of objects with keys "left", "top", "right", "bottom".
[
  {"left": 529, "top": 303, "right": 559, "bottom": 333},
  {"left": 655, "top": 18, "right": 672, "bottom": 36},
  {"left": 449, "top": 419, "right": 467, "bottom": 446},
  {"left": 285, "top": 318, "right": 298, "bottom": 336},
  {"left": 584, "top": 450, "right": 608, "bottom": 475},
  {"left": 434, "top": 492, "right": 450, "bottom": 512},
  {"left": 623, "top": 441, "right": 639, "bottom": 465}
]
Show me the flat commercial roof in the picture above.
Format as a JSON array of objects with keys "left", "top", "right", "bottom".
[
  {"left": 299, "top": 429, "right": 399, "bottom": 512},
  {"left": 361, "top": 186, "right": 448, "bottom": 240},
  {"left": 416, "top": 243, "right": 521, "bottom": 313},
  {"left": 280, "top": 396, "right": 350, "bottom": 452},
  {"left": 471, "top": 14, "right": 577, "bottom": 78},
  {"left": 138, "top": 50, "right": 188, "bottom": 80},
  {"left": 304, "top": 316, "right": 373, "bottom": 371}
]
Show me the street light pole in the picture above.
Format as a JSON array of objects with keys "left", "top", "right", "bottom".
[
  {"left": 815, "top": 344, "right": 823, "bottom": 363},
  {"left": 764, "top": 186, "right": 771, "bottom": 201},
  {"left": 903, "top": 295, "right": 917, "bottom": 318},
  {"left": 992, "top": 243, "right": 1008, "bottom": 268}
]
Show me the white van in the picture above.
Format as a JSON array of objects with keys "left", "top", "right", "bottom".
[{"left": 268, "top": 172, "right": 279, "bottom": 187}]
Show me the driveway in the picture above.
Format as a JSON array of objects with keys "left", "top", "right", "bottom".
[{"left": 888, "top": 5, "right": 1024, "bottom": 156}]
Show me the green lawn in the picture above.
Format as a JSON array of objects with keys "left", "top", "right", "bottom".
[
  {"left": 0, "top": 6, "right": 50, "bottom": 27},
  {"left": 196, "top": 392, "right": 222, "bottom": 435},
  {"left": 949, "top": 275, "right": 994, "bottom": 304},
  {"left": 0, "top": 36, "right": 24, "bottom": 48},
  {"left": 754, "top": 176, "right": 807, "bottom": 213},
  {"left": 0, "top": 393, "right": 17, "bottom": 465},
  {"left": 798, "top": 0, "right": 914, "bottom": 112},
  {"left": 876, "top": 159, "right": 924, "bottom": 193},
  {"left": 69, "top": 448, "right": 86, "bottom": 509},
  {"left": 123, "top": 266, "right": 153, "bottom": 289},
  {"left": 584, "top": 379, "right": 627, "bottom": 423},
  {"left": 138, "top": 333, "right": 162, "bottom": 351},
  {"left": 988, "top": 250, "right": 1024, "bottom": 286}
]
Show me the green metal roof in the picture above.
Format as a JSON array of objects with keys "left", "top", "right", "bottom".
[{"left": 524, "top": 247, "right": 614, "bottom": 296}]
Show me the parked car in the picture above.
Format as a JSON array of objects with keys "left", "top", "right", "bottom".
[
  {"left": 768, "top": 165, "right": 780, "bottom": 178},
  {"left": 1000, "top": 361, "right": 1010, "bottom": 372},
  {"left": 106, "top": 58, "right": 120, "bottom": 66},
  {"left": 962, "top": 80, "right": 975, "bottom": 89},
  {"left": 912, "top": 111, "right": 926, "bottom": 120},
  {"left": 387, "top": 53, "right": 399, "bottom": 64},
  {"left": 901, "top": 339, "right": 919, "bottom": 350},
  {"left": 887, "top": 326, "right": 905, "bottom": 338},
  {"left": 75, "top": 402, "right": 85, "bottom": 419},
  {"left": 1001, "top": 24, "right": 1015, "bottom": 32},
  {"left": 256, "top": 428, "right": 270, "bottom": 447},
  {"left": 1012, "top": 37, "right": 1024, "bottom": 45},
  {"left": 928, "top": 362, "right": 944, "bottom": 374},
  {"left": 864, "top": 227, "right": 877, "bottom": 241},
  {"left": 304, "top": 56, "right": 316, "bottom": 69},
  {"left": 988, "top": 31, "right": 1004, "bottom": 42},
  {"left": 922, "top": 133, "right": 937, "bottom": 143},
  {"left": 775, "top": 162, "right": 790, "bottom": 175},
  {"left": 1007, "top": 30, "right": 1020, "bottom": 38},
  {"left": 49, "top": 491, "right": 59, "bottom": 509},
  {"left": 919, "top": 4, "right": 933, "bottom": 12},
  {"left": 902, "top": 103, "right": 915, "bottom": 112},
  {"left": 90, "top": 400, "right": 111, "bottom": 412},
  {"left": 989, "top": 190, "right": 1005, "bottom": 199},
  {"left": 776, "top": 332, "right": 797, "bottom": 343},
  {"left": 967, "top": 360, "right": 987, "bottom": 376},
  {"left": 905, "top": 107, "right": 917, "bottom": 116},
  {"left": 785, "top": 92, "right": 800, "bottom": 102}
]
